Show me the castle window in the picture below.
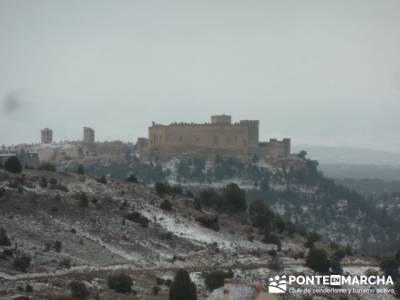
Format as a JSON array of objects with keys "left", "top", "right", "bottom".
[
  {"left": 195, "top": 136, "right": 199, "bottom": 142},
  {"left": 179, "top": 136, "right": 183, "bottom": 142}
]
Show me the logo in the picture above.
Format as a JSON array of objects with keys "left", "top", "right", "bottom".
[
  {"left": 266, "top": 274, "right": 394, "bottom": 295},
  {"left": 268, "top": 275, "right": 287, "bottom": 293},
  {"left": 329, "top": 275, "right": 341, "bottom": 286}
]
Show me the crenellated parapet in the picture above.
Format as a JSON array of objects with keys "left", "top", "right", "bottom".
[{"left": 139, "top": 115, "right": 290, "bottom": 162}]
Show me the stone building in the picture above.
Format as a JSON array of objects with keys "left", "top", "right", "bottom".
[
  {"left": 36, "top": 144, "right": 83, "bottom": 162},
  {"left": 41, "top": 128, "right": 53, "bottom": 144},
  {"left": 138, "top": 115, "right": 290, "bottom": 161},
  {"left": 83, "top": 127, "right": 95, "bottom": 144},
  {"left": 83, "top": 127, "right": 96, "bottom": 156}
]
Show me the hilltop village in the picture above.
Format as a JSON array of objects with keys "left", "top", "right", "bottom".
[{"left": 1, "top": 115, "right": 291, "bottom": 166}]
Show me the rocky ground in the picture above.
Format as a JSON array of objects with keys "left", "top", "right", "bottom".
[{"left": 0, "top": 169, "right": 396, "bottom": 299}]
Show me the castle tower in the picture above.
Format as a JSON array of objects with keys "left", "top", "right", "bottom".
[
  {"left": 83, "top": 127, "right": 95, "bottom": 144},
  {"left": 283, "top": 138, "right": 291, "bottom": 156},
  {"left": 41, "top": 128, "right": 53, "bottom": 144},
  {"left": 211, "top": 115, "right": 231, "bottom": 125},
  {"left": 239, "top": 120, "right": 259, "bottom": 146}
]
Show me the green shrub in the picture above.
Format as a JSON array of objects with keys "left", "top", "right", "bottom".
[
  {"left": 152, "top": 286, "right": 160, "bottom": 295},
  {"left": 49, "top": 178, "right": 58, "bottom": 189},
  {"left": 127, "top": 174, "right": 138, "bottom": 183},
  {"left": 139, "top": 217, "right": 149, "bottom": 228},
  {"left": 333, "top": 249, "right": 346, "bottom": 262},
  {"left": 96, "top": 176, "right": 107, "bottom": 184},
  {"left": 193, "top": 198, "right": 202, "bottom": 210},
  {"left": 13, "top": 253, "right": 31, "bottom": 272},
  {"left": 25, "top": 285, "right": 33, "bottom": 293},
  {"left": 38, "top": 162, "right": 56, "bottom": 172},
  {"left": 195, "top": 215, "right": 219, "bottom": 231},
  {"left": 249, "top": 200, "right": 275, "bottom": 229},
  {"left": 4, "top": 156, "right": 22, "bottom": 173},
  {"left": 262, "top": 232, "right": 281, "bottom": 250},
  {"left": 304, "top": 232, "right": 321, "bottom": 248},
  {"left": 39, "top": 177, "right": 48, "bottom": 188},
  {"left": 125, "top": 211, "right": 149, "bottom": 227},
  {"left": 171, "top": 185, "right": 183, "bottom": 195},
  {"left": 274, "top": 218, "right": 286, "bottom": 233},
  {"left": 169, "top": 269, "right": 197, "bottom": 300},
  {"left": 394, "top": 280, "right": 400, "bottom": 298},
  {"left": 107, "top": 273, "right": 133, "bottom": 293},
  {"left": 59, "top": 258, "right": 71, "bottom": 269},
  {"left": 197, "top": 188, "right": 221, "bottom": 208},
  {"left": 77, "top": 164, "right": 85, "bottom": 175},
  {"left": 267, "top": 257, "right": 283, "bottom": 271},
  {"left": 0, "top": 228, "right": 11, "bottom": 246},
  {"left": 344, "top": 244, "right": 353, "bottom": 256},
  {"left": 79, "top": 192, "right": 89, "bottom": 208},
  {"left": 155, "top": 182, "right": 171, "bottom": 195},
  {"left": 221, "top": 183, "right": 246, "bottom": 213},
  {"left": 56, "top": 183, "right": 69, "bottom": 192},
  {"left": 160, "top": 199, "right": 173, "bottom": 211},
  {"left": 126, "top": 211, "right": 142, "bottom": 222},
  {"left": 330, "top": 259, "right": 343, "bottom": 274},
  {"left": 306, "top": 248, "right": 330, "bottom": 274},
  {"left": 380, "top": 257, "right": 399, "bottom": 279},
  {"left": 268, "top": 250, "right": 277, "bottom": 257},
  {"left": 185, "top": 190, "right": 194, "bottom": 198},
  {"left": 69, "top": 281, "right": 90, "bottom": 299},
  {"left": 204, "top": 270, "right": 227, "bottom": 291},
  {"left": 54, "top": 240, "right": 62, "bottom": 253}
]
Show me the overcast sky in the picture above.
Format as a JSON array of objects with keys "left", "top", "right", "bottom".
[{"left": 1, "top": 0, "right": 399, "bottom": 152}]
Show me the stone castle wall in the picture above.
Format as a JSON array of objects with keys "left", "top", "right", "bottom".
[
  {"left": 149, "top": 123, "right": 258, "bottom": 151},
  {"left": 141, "top": 115, "right": 290, "bottom": 161},
  {"left": 258, "top": 138, "right": 291, "bottom": 160}
]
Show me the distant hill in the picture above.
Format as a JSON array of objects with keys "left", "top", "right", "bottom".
[
  {"left": 292, "top": 144, "right": 400, "bottom": 165},
  {"left": 292, "top": 144, "right": 400, "bottom": 181},
  {"left": 319, "top": 164, "right": 400, "bottom": 181}
]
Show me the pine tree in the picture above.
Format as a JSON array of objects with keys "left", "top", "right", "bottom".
[
  {"left": 221, "top": 183, "right": 246, "bottom": 212},
  {"left": 394, "top": 280, "right": 400, "bottom": 298},
  {"left": 306, "top": 248, "right": 330, "bottom": 274},
  {"left": 77, "top": 164, "right": 84, "bottom": 175},
  {"left": 107, "top": 273, "right": 133, "bottom": 293},
  {"left": 0, "top": 228, "right": 11, "bottom": 246},
  {"left": 4, "top": 156, "right": 22, "bottom": 173},
  {"left": 169, "top": 269, "right": 197, "bottom": 300}
]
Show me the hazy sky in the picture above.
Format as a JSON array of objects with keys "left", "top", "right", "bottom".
[{"left": 1, "top": 0, "right": 399, "bottom": 152}]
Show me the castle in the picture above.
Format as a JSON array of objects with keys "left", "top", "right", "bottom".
[{"left": 137, "top": 115, "right": 291, "bottom": 162}]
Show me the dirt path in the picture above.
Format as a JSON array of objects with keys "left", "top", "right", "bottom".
[
  {"left": 0, "top": 261, "right": 297, "bottom": 282},
  {"left": 0, "top": 261, "right": 375, "bottom": 282}
]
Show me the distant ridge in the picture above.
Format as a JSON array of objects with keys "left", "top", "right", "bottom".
[{"left": 292, "top": 144, "right": 400, "bottom": 165}]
